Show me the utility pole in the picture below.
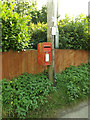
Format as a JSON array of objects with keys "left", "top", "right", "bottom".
[
  {"left": 55, "top": 0, "right": 59, "bottom": 49},
  {"left": 47, "top": 0, "right": 57, "bottom": 86}
]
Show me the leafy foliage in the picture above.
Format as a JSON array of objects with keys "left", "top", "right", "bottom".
[
  {"left": 2, "top": 63, "right": 89, "bottom": 118},
  {"left": 28, "top": 22, "right": 47, "bottom": 49},
  {"left": 13, "top": 0, "right": 36, "bottom": 16},
  {"left": 28, "top": 14, "right": 89, "bottom": 50},
  {"left": 2, "top": 73, "right": 54, "bottom": 118},
  {"left": 30, "top": 6, "right": 47, "bottom": 24},
  {"left": 1, "top": 1, "right": 89, "bottom": 51},
  {"left": 58, "top": 14, "right": 89, "bottom": 50},
  {"left": 55, "top": 63, "right": 90, "bottom": 103},
  {"left": 2, "top": 1, "right": 31, "bottom": 52},
  {"left": 14, "top": 0, "right": 47, "bottom": 24}
]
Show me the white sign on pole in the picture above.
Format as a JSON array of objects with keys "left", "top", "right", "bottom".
[{"left": 52, "top": 27, "right": 56, "bottom": 35}]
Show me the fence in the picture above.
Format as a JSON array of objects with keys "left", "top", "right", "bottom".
[{"left": 0, "top": 49, "right": 89, "bottom": 80}]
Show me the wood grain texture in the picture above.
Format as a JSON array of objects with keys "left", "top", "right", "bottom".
[{"left": 1, "top": 49, "right": 89, "bottom": 80}]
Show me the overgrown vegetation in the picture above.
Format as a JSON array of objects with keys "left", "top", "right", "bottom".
[
  {"left": 1, "top": 0, "right": 89, "bottom": 118},
  {"left": 2, "top": 73, "right": 55, "bottom": 118},
  {"left": 13, "top": 0, "right": 47, "bottom": 24},
  {"left": 1, "top": 1, "right": 31, "bottom": 52},
  {"left": 55, "top": 63, "right": 89, "bottom": 103},
  {"left": 2, "top": 63, "right": 89, "bottom": 118},
  {"left": 1, "top": 1, "right": 89, "bottom": 52},
  {"left": 28, "top": 22, "right": 47, "bottom": 49},
  {"left": 29, "top": 14, "right": 89, "bottom": 50},
  {"left": 58, "top": 14, "right": 89, "bottom": 50}
]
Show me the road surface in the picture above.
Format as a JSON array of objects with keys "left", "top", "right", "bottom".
[{"left": 56, "top": 100, "right": 89, "bottom": 119}]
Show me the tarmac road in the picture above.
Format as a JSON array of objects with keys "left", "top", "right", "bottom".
[{"left": 56, "top": 100, "right": 89, "bottom": 119}]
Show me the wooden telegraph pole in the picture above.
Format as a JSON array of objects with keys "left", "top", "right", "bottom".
[{"left": 47, "top": 0, "right": 57, "bottom": 86}]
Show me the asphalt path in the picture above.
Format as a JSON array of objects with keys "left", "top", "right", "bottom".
[{"left": 56, "top": 100, "right": 89, "bottom": 119}]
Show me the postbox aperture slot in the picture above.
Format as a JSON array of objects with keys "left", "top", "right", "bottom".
[{"left": 44, "top": 46, "right": 51, "bottom": 48}]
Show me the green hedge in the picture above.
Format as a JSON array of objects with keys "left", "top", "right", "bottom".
[
  {"left": 2, "top": 1, "right": 31, "bottom": 52},
  {"left": 28, "top": 14, "right": 89, "bottom": 50},
  {"left": 1, "top": 1, "right": 89, "bottom": 51},
  {"left": 28, "top": 22, "right": 47, "bottom": 49},
  {"left": 58, "top": 14, "right": 89, "bottom": 50}
]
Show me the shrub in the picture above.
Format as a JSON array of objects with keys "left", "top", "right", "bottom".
[
  {"left": 58, "top": 14, "right": 89, "bottom": 50},
  {"left": 28, "top": 14, "right": 89, "bottom": 50},
  {"left": 55, "top": 63, "right": 89, "bottom": 103},
  {"left": 1, "top": 1, "right": 89, "bottom": 51},
  {"left": 2, "top": 73, "right": 55, "bottom": 118},
  {"left": 28, "top": 22, "right": 47, "bottom": 49},
  {"left": 30, "top": 6, "right": 47, "bottom": 24},
  {"left": 2, "top": 1, "right": 31, "bottom": 52}
]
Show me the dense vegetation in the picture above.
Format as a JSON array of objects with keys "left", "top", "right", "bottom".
[
  {"left": 1, "top": 1, "right": 89, "bottom": 118},
  {"left": 2, "top": 63, "right": 89, "bottom": 118},
  {"left": 2, "top": 73, "right": 55, "bottom": 118},
  {"left": 58, "top": 14, "right": 89, "bottom": 50},
  {"left": 1, "top": 1, "right": 89, "bottom": 52},
  {"left": 1, "top": 1, "right": 31, "bottom": 52},
  {"left": 55, "top": 63, "right": 89, "bottom": 102}
]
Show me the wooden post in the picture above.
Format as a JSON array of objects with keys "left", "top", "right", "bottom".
[{"left": 47, "top": 0, "right": 56, "bottom": 86}]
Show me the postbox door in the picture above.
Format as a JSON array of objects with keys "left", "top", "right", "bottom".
[
  {"left": 44, "top": 52, "right": 51, "bottom": 65},
  {"left": 45, "top": 52, "right": 49, "bottom": 62}
]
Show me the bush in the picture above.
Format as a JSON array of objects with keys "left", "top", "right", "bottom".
[
  {"left": 58, "top": 14, "right": 89, "bottom": 50},
  {"left": 55, "top": 63, "right": 89, "bottom": 103},
  {"left": 30, "top": 6, "right": 47, "bottom": 24},
  {"left": 2, "top": 1, "right": 31, "bottom": 52},
  {"left": 28, "top": 22, "right": 47, "bottom": 49},
  {"left": 28, "top": 14, "right": 89, "bottom": 50},
  {"left": 2, "top": 73, "right": 55, "bottom": 118},
  {"left": 1, "top": 1, "right": 89, "bottom": 51}
]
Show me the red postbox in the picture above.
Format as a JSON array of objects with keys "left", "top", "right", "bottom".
[{"left": 37, "top": 42, "right": 51, "bottom": 66}]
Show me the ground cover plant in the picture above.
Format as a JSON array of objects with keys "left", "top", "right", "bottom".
[
  {"left": 55, "top": 63, "right": 89, "bottom": 104},
  {"left": 2, "top": 63, "right": 89, "bottom": 118},
  {"left": 41, "top": 62, "right": 89, "bottom": 118},
  {"left": 2, "top": 73, "right": 55, "bottom": 118}
]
